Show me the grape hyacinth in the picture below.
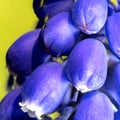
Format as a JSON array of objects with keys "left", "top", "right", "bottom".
[
  {"left": 6, "top": 29, "right": 51, "bottom": 76},
  {"left": 33, "top": 0, "right": 74, "bottom": 18},
  {"left": 19, "top": 62, "right": 69, "bottom": 119},
  {"left": 74, "top": 91, "right": 117, "bottom": 120},
  {"left": 101, "top": 51, "right": 120, "bottom": 106},
  {"left": 1, "top": 0, "right": 120, "bottom": 120},
  {"left": 0, "top": 87, "right": 36, "bottom": 120},
  {"left": 41, "top": 12, "right": 80, "bottom": 57},
  {"left": 106, "top": 12, "right": 120, "bottom": 58},
  {"left": 71, "top": 0, "right": 108, "bottom": 34},
  {"left": 64, "top": 38, "right": 108, "bottom": 93}
]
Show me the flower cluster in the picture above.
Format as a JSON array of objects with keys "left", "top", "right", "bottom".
[{"left": 1, "top": 0, "right": 120, "bottom": 120}]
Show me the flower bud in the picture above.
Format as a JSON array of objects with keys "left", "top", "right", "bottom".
[
  {"left": 0, "top": 87, "right": 36, "bottom": 120},
  {"left": 42, "top": 12, "right": 80, "bottom": 57},
  {"left": 65, "top": 38, "right": 108, "bottom": 93},
  {"left": 6, "top": 29, "right": 50, "bottom": 76},
  {"left": 74, "top": 91, "right": 117, "bottom": 120},
  {"left": 19, "top": 62, "right": 69, "bottom": 119},
  {"left": 72, "top": 0, "right": 108, "bottom": 34},
  {"left": 106, "top": 12, "right": 120, "bottom": 58}
]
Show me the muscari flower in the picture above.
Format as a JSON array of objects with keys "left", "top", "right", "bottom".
[
  {"left": 74, "top": 91, "right": 117, "bottom": 120},
  {"left": 0, "top": 87, "right": 36, "bottom": 120},
  {"left": 19, "top": 62, "right": 69, "bottom": 119}
]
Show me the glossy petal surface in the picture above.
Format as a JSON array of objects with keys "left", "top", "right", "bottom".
[
  {"left": 43, "top": 12, "right": 80, "bottom": 57},
  {"left": 65, "top": 38, "right": 108, "bottom": 93},
  {"left": 34, "top": 0, "right": 74, "bottom": 19},
  {"left": 6, "top": 29, "right": 50, "bottom": 76},
  {"left": 72, "top": 0, "right": 108, "bottom": 34},
  {"left": 106, "top": 12, "right": 120, "bottom": 58},
  {"left": 101, "top": 53, "right": 120, "bottom": 106},
  {"left": 74, "top": 91, "right": 116, "bottom": 120},
  {"left": 44, "top": 1, "right": 74, "bottom": 17},
  {"left": 0, "top": 87, "right": 36, "bottom": 120},
  {"left": 20, "top": 62, "right": 69, "bottom": 119}
]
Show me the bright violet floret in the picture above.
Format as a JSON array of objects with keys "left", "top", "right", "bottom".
[
  {"left": 74, "top": 91, "right": 117, "bottom": 120},
  {"left": 101, "top": 52, "right": 120, "bottom": 106},
  {"left": 19, "top": 62, "right": 69, "bottom": 119},
  {"left": 72, "top": 0, "right": 108, "bottom": 34},
  {"left": 42, "top": 12, "right": 80, "bottom": 57},
  {"left": 6, "top": 29, "right": 51, "bottom": 76},
  {"left": 106, "top": 12, "right": 120, "bottom": 59},
  {"left": 33, "top": 0, "right": 74, "bottom": 18},
  {"left": 64, "top": 38, "right": 108, "bottom": 93},
  {"left": 0, "top": 87, "right": 36, "bottom": 120}
]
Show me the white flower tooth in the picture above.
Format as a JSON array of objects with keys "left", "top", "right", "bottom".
[
  {"left": 80, "top": 87, "right": 93, "bottom": 93},
  {"left": 26, "top": 103, "right": 36, "bottom": 112},
  {"left": 19, "top": 102, "right": 24, "bottom": 107},
  {"left": 21, "top": 106, "right": 28, "bottom": 113},
  {"left": 76, "top": 83, "right": 93, "bottom": 93},
  {"left": 19, "top": 101, "right": 44, "bottom": 119},
  {"left": 35, "top": 107, "right": 44, "bottom": 120},
  {"left": 19, "top": 102, "right": 28, "bottom": 112},
  {"left": 28, "top": 110, "right": 36, "bottom": 118},
  {"left": 111, "top": 103, "right": 118, "bottom": 113}
]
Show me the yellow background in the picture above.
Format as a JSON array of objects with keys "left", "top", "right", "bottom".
[{"left": 0, "top": 0, "right": 38, "bottom": 100}]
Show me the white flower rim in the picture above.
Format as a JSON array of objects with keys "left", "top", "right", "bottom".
[{"left": 19, "top": 101, "right": 44, "bottom": 120}]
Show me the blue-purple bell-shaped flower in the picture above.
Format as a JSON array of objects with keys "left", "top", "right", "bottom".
[
  {"left": 106, "top": 12, "right": 120, "bottom": 59},
  {"left": 42, "top": 12, "right": 80, "bottom": 57},
  {"left": 19, "top": 62, "right": 69, "bottom": 119},
  {"left": 33, "top": 0, "right": 74, "bottom": 19},
  {"left": 43, "top": 0, "right": 74, "bottom": 17},
  {"left": 6, "top": 29, "right": 51, "bottom": 76},
  {"left": 64, "top": 38, "right": 108, "bottom": 93},
  {"left": 71, "top": 0, "right": 108, "bottom": 34},
  {"left": 101, "top": 52, "right": 120, "bottom": 106},
  {"left": 74, "top": 91, "right": 117, "bottom": 120},
  {"left": 0, "top": 87, "right": 36, "bottom": 120}
]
